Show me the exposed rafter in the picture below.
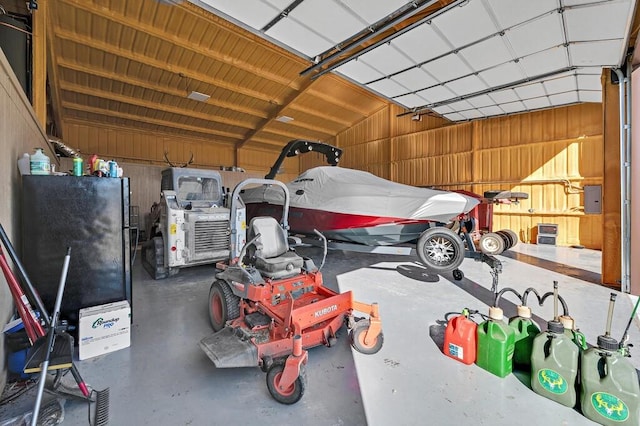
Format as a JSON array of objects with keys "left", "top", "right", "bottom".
[
  {"left": 54, "top": 28, "right": 282, "bottom": 104},
  {"left": 60, "top": 0, "right": 300, "bottom": 90},
  {"left": 62, "top": 101, "right": 244, "bottom": 140},
  {"left": 56, "top": 59, "right": 270, "bottom": 118},
  {"left": 238, "top": 76, "right": 318, "bottom": 148}
]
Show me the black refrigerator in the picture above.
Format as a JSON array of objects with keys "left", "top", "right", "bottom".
[{"left": 21, "top": 175, "right": 132, "bottom": 326}]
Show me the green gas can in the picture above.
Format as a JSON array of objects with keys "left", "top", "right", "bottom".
[
  {"left": 530, "top": 319, "right": 579, "bottom": 408},
  {"left": 580, "top": 338, "right": 640, "bottom": 425},
  {"left": 509, "top": 305, "right": 540, "bottom": 369},
  {"left": 476, "top": 307, "right": 515, "bottom": 378},
  {"left": 580, "top": 293, "right": 640, "bottom": 425}
]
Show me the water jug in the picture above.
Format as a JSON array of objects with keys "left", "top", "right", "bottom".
[
  {"left": 509, "top": 305, "right": 540, "bottom": 369},
  {"left": 530, "top": 319, "right": 579, "bottom": 408},
  {"left": 30, "top": 148, "right": 50, "bottom": 175},
  {"left": 476, "top": 307, "right": 515, "bottom": 378},
  {"left": 444, "top": 310, "right": 477, "bottom": 365}
]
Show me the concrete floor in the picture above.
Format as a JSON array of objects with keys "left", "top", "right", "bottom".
[{"left": 41, "top": 244, "right": 640, "bottom": 424}]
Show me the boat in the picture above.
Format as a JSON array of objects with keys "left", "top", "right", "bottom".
[
  {"left": 242, "top": 166, "right": 479, "bottom": 246},
  {"left": 240, "top": 143, "right": 480, "bottom": 273}
]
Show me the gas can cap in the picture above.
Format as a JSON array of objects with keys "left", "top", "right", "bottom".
[
  {"left": 547, "top": 320, "right": 564, "bottom": 334},
  {"left": 488, "top": 306, "right": 503, "bottom": 321},
  {"left": 517, "top": 305, "right": 532, "bottom": 319},
  {"left": 597, "top": 335, "right": 619, "bottom": 351},
  {"left": 559, "top": 315, "right": 574, "bottom": 331}
]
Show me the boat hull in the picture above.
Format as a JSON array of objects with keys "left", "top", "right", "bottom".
[{"left": 246, "top": 203, "right": 432, "bottom": 246}]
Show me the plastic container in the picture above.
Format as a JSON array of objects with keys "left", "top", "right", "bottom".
[
  {"left": 476, "top": 307, "right": 515, "bottom": 378},
  {"left": 5, "top": 327, "right": 32, "bottom": 379},
  {"left": 580, "top": 341, "right": 640, "bottom": 425},
  {"left": 509, "top": 305, "right": 540, "bottom": 369},
  {"left": 444, "top": 310, "right": 477, "bottom": 365},
  {"left": 580, "top": 294, "right": 640, "bottom": 425},
  {"left": 530, "top": 319, "right": 579, "bottom": 408},
  {"left": 73, "top": 156, "right": 83, "bottom": 176},
  {"left": 108, "top": 160, "right": 118, "bottom": 178},
  {"left": 89, "top": 154, "right": 98, "bottom": 173},
  {"left": 18, "top": 153, "right": 30, "bottom": 175},
  {"left": 30, "top": 148, "right": 50, "bottom": 175}
]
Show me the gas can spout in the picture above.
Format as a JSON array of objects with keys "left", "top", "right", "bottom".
[
  {"left": 553, "top": 281, "right": 558, "bottom": 321},
  {"left": 605, "top": 292, "right": 617, "bottom": 337}
]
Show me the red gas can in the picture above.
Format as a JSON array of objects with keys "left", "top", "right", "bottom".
[{"left": 444, "top": 313, "right": 477, "bottom": 365}]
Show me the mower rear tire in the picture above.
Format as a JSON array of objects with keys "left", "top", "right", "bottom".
[
  {"left": 208, "top": 280, "right": 240, "bottom": 332},
  {"left": 266, "top": 362, "right": 306, "bottom": 405},
  {"left": 416, "top": 227, "right": 465, "bottom": 273},
  {"left": 350, "top": 321, "right": 384, "bottom": 355}
]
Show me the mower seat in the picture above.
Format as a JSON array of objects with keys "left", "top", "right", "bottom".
[{"left": 248, "top": 217, "right": 304, "bottom": 279}]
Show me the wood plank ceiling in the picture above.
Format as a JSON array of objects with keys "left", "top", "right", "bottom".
[{"left": 45, "top": 0, "right": 389, "bottom": 152}]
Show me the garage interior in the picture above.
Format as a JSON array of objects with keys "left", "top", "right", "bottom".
[{"left": 1, "top": 0, "right": 640, "bottom": 425}]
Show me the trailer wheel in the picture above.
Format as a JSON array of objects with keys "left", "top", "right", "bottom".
[
  {"left": 350, "top": 321, "right": 384, "bottom": 355},
  {"left": 208, "top": 280, "right": 240, "bottom": 332},
  {"left": 266, "top": 362, "right": 306, "bottom": 405},
  {"left": 502, "top": 229, "right": 519, "bottom": 248},
  {"left": 495, "top": 230, "right": 514, "bottom": 250},
  {"left": 416, "top": 227, "right": 465, "bottom": 273},
  {"left": 479, "top": 232, "right": 505, "bottom": 255}
]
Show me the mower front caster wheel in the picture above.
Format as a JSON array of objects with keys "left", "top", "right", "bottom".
[
  {"left": 452, "top": 269, "right": 464, "bottom": 281},
  {"left": 266, "top": 362, "right": 307, "bottom": 405},
  {"left": 350, "top": 321, "right": 384, "bottom": 355}
]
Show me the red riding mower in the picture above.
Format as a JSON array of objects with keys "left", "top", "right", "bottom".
[{"left": 200, "top": 179, "right": 383, "bottom": 404}]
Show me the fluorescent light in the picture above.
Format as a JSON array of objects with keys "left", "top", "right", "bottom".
[
  {"left": 187, "top": 91, "right": 210, "bottom": 102},
  {"left": 276, "top": 115, "right": 294, "bottom": 123}
]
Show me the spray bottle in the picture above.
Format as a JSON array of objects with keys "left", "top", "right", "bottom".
[
  {"left": 580, "top": 293, "right": 640, "bottom": 425},
  {"left": 530, "top": 281, "right": 580, "bottom": 408}
]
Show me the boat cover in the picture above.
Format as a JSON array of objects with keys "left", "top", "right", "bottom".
[{"left": 241, "top": 167, "right": 480, "bottom": 224}]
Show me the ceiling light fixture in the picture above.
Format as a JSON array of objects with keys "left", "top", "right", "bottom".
[
  {"left": 187, "top": 91, "right": 211, "bottom": 102},
  {"left": 276, "top": 115, "right": 294, "bottom": 123}
]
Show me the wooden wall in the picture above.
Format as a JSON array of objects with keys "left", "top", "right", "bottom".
[
  {"left": 318, "top": 102, "right": 604, "bottom": 250},
  {"left": 0, "top": 50, "right": 52, "bottom": 391},
  {"left": 61, "top": 121, "right": 300, "bottom": 182}
]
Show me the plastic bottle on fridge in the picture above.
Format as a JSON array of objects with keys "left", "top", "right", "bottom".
[{"left": 30, "top": 148, "right": 50, "bottom": 175}]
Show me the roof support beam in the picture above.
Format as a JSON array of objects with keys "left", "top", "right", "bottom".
[
  {"left": 62, "top": 101, "right": 244, "bottom": 140},
  {"left": 237, "top": 77, "right": 317, "bottom": 148},
  {"left": 59, "top": 0, "right": 298, "bottom": 90},
  {"left": 54, "top": 28, "right": 281, "bottom": 104},
  {"left": 56, "top": 59, "right": 270, "bottom": 119},
  {"left": 32, "top": 0, "right": 47, "bottom": 128}
]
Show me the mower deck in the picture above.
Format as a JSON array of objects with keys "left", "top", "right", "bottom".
[{"left": 200, "top": 327, "right": 259, "bottom": 368}]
